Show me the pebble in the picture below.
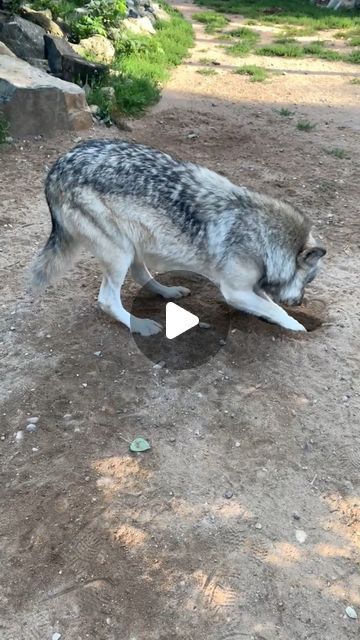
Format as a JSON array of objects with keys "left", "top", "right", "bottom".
[
  {"left": 82, "top": 383, "right": 88, "bottom": 388},
  {"left": 199, "top": 322, "right": 211, "bottom": 329},
  {"left": 94, "top": 351, "right": 102, "bottom": 356},
  {"left": 187, "top": 133, "right": 198, "bottom": 139},
  {"left": 295, "top": 529, "right": 307, "bottom": 544},
  {"left": 26, "top": 423, "right": 37, "bottom": 433},
  {"left": 255, "top": 523, "right": 262, "bottom": 530},
  {"left": 345, "top": 606, "right": 357, "bottom": 620},
  {"left": 219, "top": 338, "right": 226, "bottom": 346},
  {"left": 52, "top": 633, "right": 62, "bottom": 640},
  {"left": 15, "top": 430, "right": 24, "bottom": 442},
  {"left": 224, "top": 490, "right": 233, "bottom": 499},
  {"left": 27, "top": 416, "right": 39, "bottom": 424},
  {"left": 32, "top": 447, "right": 39, "bottom": 452},
  {"left": 292, "top": 512, "right": 300, "bottom": 520},
  {"left": 235, "top": 441, "right": 241, "bottom": 447},
  {"left": 153, "top": 361, "right": 165, "bottom": 369}
]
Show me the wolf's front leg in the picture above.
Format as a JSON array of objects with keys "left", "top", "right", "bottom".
[{"left": 221, "top": 287, "right": 306, "bottom": 332}]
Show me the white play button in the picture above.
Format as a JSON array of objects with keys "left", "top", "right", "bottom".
[{"left": 165, "top": 302, "right": 199, "bottom": 340}]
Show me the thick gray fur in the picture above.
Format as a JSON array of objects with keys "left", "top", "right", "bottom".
[{"left": 31, "top": 139, "right": 326, "bottom": 335}]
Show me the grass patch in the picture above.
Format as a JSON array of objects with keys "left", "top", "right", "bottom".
[
  {"left": 225, "top": 27, "right": 260, "bottom": 43},
  {"left": 193, "top": 0, "right": 360, "bottom": 32},
  {"left": 234, "top": 64, "right": 268, "bottom": 81},
  {"left": 257, "top": 43, "right": 303, "bottom": 57},
  {"left": 225, "top": 41, "right": 253, "bottom": 56},
  {"left": 277, "top": 107, "right": 294, "bottom": 116},
  {"left": 325, "top": 147, "right": 349, "bottom": 159},
  {"left": 86, "top": 4, "right": 193, "bottom": 117},
  {"left": 297, "top": 120, "right": 316, "bottom": 132},
  {"left": 345, "top": 49, "right": 360, "bottom": 64},
  {"left": 0, "top": 114, "right": 9, "bottom": 144},
  {"left": 350, "top": 77, "right": 360, "bottom": 84},
  {"left": 280, "top": 25, "right": 318, "bottom": 37},
  {"left": 196, "top": 67, "right": 218, "bottom": 75},
  {"left": 193, "top": 11, "right": 229, "bottom": 33}
]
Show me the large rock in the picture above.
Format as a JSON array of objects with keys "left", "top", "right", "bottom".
[
  {"left": 73, "top": 35, "right": 115, "bottom": 64},
  {"left": 0, "top": 15, "right": 46, "bottom": 61},
  {"left": 20, "top": 6, "right": 64, "bottom": 38},
  {"left": 44, "top": 35, "right": 107, "bottom": 84},
  {"left": 122, "top": 16, "right": 155, "bottom": 35},
  {"left": 0, "top": 54, "right": 92, "bottom": 136}
]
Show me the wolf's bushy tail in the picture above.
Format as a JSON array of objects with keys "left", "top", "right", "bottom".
[{"left": 30, "top": 197, "right": 76, "bottom": 290}]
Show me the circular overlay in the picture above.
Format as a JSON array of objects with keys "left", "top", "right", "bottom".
[{"left": 130, "top": 270, "right": 231, "bottom": 370}]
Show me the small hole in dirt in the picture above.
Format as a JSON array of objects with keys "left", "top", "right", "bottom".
[{"left": 285, "top": 308, "right": 324, "bottom": 332}]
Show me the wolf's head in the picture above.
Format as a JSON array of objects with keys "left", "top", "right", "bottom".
[{"left": 264, "top": 236, "right": 326, "bottom": 306}]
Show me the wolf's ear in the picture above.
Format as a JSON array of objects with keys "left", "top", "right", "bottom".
[{"left": 298, "top": 246, "right": 326, "bottom": 267}]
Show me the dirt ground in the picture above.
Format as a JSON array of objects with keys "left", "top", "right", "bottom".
[{"left": 1, "top": 2, "right": 360, "bottom": 639}]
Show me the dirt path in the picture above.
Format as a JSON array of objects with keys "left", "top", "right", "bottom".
[{"left": 1, "top": 3, "right": 360, "bottom": 639}]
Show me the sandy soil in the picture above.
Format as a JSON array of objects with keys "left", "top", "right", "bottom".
[{"left": 0, "top": 3, "right": 360, "bottom": 639}]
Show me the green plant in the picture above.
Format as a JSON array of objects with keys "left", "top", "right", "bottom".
[
  {"left": 350, "top": 77, "right": 360, "bottom": 84},
  {"left": 197, "top": 67, "right": 218, "bottom": 75},
  {"left": 87, "top": 4, "right": 194, "bottom": 117},
  {"left": 257, "top": 43, "right": 303, "bottom": 57},
  {"left": 297, "top": 120, "right": 316, "bottom": 131},
  {"left": 325, "top": 147, "right": 349, "bottom": 159},
  {"left": 345, "top": 50, "right": 360, "bottom": 64},
  {"left": 278, "top": 107, "right": 294, "bottom": 116},
  {"left": 193, "top": 11, "right": 230, "bottom": 33},
  {"left": 225, "top": 42, "right": 252, "bottom": 56},
  {"left": 193, "top": 0, "right": 360, "bottom": 32},
  {"left": 0, "top": 114, "right": 9, "bottom": 144},
  {"left": 226, "top": 27, "right": 259, "bottom": 43},
  {"left": 235, "top": 64, "right": 268, "bottom": 81}
]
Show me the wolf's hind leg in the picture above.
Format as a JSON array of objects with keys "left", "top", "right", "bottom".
[
  {"left": 131, "top": 259, "right": 190, "bottom": 299},
  {"left": 97, "top": 246, "right": 162, "bottom": 336}
]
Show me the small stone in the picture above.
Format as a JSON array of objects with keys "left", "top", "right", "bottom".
[
  {"left": 219, "top": 338, "right": 226, "bottom": 346},
  {"left": 224, "top": 490, "right": 233, "bottom": 499},
  {"left": 32, "top": 447, "right": 39, "bottom": 452},
  {"left": 27, "top": 416, "right": 39, "bottom": 424},
  {"left": 89, "top": 104, "right": 101, "bottom": 116},
  {"left": 345, "top": 606, "right": 357, "bottom": 620},
  {"left": 295, "top": 529, "right": 307, "bottom": 544},
  {"left": 0, "top": 435, "right": 5, "bottom": 441},
  {"left": 292, "top": 512, "right": 300, "bottom": 520},
  {"left": 63, "top": 414, "right": 72, "bottom": 420},
  {"left": 52, "top": 633, "right": 62, "bottom": 640},
  {"left": 10, "top": 326, "right": 15, "bottom": 331},
  {"left": 199, "top": 322, "right": 211, "bottom": 329},
  {"left": 94, "top": 351, "right": 102, "bottom": 356},
  {"left": 82, "top": 383, "right": 88, "bottom": 388},
  {"left": 255, "top": 522, "right": 262, "bottom": 530},
  {"left": 187, "top": 133, "right": 198, "bottom": 139},
  {"left": 15, "top": 430, "right": 24, "bottom": 442},
  {"left": 153, "top": 361, "right": 165, "bottom": 369},
  {"left": 235, "top": 441, "right": 240, "bottom": 447},
  {"left": 26, "top": 423, "right": 37, "bottom": 433}
]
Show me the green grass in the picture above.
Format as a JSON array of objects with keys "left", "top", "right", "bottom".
[
  {"left": 280, "top": 25, "right": 318, "bottom": 37},
  {"left": 225, "top": 41, "right": 253, "bottom": 56},
  {"left": 196, "top": 67, "right": 218, "bottom": 75},
  {"left": 297, "top": 120, "right": 316, "bottom": 132},
  {"left": 345, "top": 49, "right": 360, "bottom": 64},
  {"left": 193, "top": 11, "right": 230, "bottom": 33},
  {"left": 0, "top": 114, "right": 9, "bottom": 144},
  {"left": 234, "top": 64, "right": 268, "bottom": 82},
  {"left": 350, "top": 77, "right": 360, "bottom": 84},
  {"left": 225, "top": 27, "right": 260, "bottom": 43},
  {"left": 257, "top": 43, "right": 304, "bottom": 57},
  {"left": 277, "top": 107, "right": 294, "bottom": 116},
  {"left": 325, "top": 147, "right": 349, "bottom": 159},
  {"left": 193, "top": 0, "right": 360, "bottom": 32}
]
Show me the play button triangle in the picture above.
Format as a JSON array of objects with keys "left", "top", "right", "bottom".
[{"left": 165, "top": 302, "right": 199, "bottom": 340}]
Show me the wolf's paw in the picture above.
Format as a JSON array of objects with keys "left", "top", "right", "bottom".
[
  {"left": 162, "top": 286, "right": 191, "bottom": 300},
  {"left": 131, "top": 317, "right": 163, "bottom": 336}
]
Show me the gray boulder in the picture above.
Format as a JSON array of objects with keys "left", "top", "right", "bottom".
[
  {"left": 0, "top": 15, "right": 46, "bottom": 61},
  {"left": 0, "top": 54, "right": 92, "bottom": 136},
  {"left": 44, "top": 35, "right": 107, "bottom": 84}
]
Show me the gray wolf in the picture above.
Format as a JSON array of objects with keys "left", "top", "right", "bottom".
[{"left": 31, "top": 139, "right": 326, "bottom": 335}]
